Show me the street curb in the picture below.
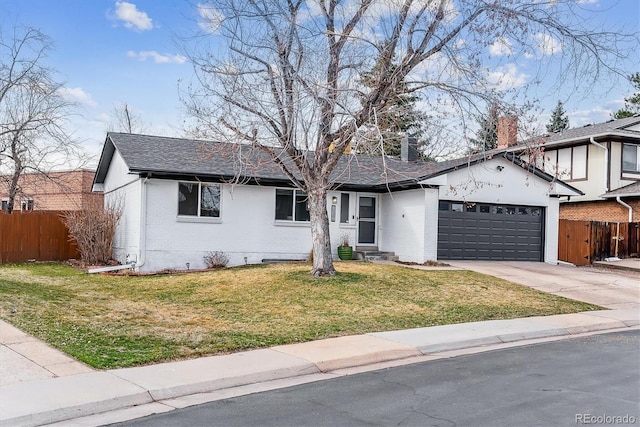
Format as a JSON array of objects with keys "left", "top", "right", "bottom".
[
  {"left": 583, "top": 310, "right": 640, "bottom": 327},
  {"left": 273, "top": 335, "right": 422, "bottom": 372},
  {"left": 109, "top": 348, "right": 321, "bottom": 402}
]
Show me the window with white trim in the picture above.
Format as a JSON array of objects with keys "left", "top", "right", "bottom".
[
  {"left": 178, "top": 182, "right": 221, "bottom": 217},
  {"left": 20, "top": 199, "right": 33, "bottom": 211},
  {"left": 622, "top": 143, "right": 640, "bottom": 173},
  {"left": 275, "top": 189, "right": 310, "bottom": 222},
  {"left": 1, "top": 199, "right": 8, "bottom": 212}
]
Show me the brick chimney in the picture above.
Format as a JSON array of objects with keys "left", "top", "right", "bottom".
[{"left": 497, "top": 115, "right": 518, "bottom": 149}]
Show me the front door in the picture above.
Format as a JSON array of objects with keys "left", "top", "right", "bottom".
[{"left": 357, "top": 195, "right": 377, "bottom": 246}]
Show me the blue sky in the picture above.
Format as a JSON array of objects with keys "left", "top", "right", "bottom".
[{"left": 1, "top": 0, "right": 639, "bottom": 163}]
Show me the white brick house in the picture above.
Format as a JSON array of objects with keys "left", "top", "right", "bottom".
[{"left": 93, "top": 133, "right": 581, "bottom": 272}]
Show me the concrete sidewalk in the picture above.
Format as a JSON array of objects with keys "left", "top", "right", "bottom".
[
  {"left": 1, "top": 309, "right": 638, "bottom": 427},
  {"left": 0, "top": 322, "right": 93, "bottom": 387}
]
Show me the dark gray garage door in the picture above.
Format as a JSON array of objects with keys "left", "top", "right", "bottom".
[{"left": 437, "top": 201, "right": 544, "bottom": 261}]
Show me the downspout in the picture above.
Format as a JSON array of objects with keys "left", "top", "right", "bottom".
[
  {"left": 615, "top": 196, "right": 633, "bottom": 223},
  {"left": 137, "top": 177, "right": 148, "bottom": 269},
  {"left": 589, "top": 137, "right": 609, "bottom": 193}
]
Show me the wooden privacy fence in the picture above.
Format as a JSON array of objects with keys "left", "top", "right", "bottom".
[
  {"left": 558, "top": 219, "right": 640, "bottom": 266},
  {"left": 0, "top": 211, "right": 79, "bottom": 263}
]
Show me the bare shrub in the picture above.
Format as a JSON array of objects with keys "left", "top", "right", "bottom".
[
  {"left": 203, "top": 251, "right": 229, "bottom": 269},
  {"left": 62, "top": 204, "right": 122, "bottom": 265}
]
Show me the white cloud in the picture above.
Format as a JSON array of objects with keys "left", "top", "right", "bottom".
[
  {"left": 58, "top": 87, "right": 98, "bottom": 108},
  {"left": 197, "top": 3, "right": 224, "bottom": 34},
  {"left": 489, "top": 37, "right": 513, "bottom": 56},
  {"left": 127, "top": 50, "right": 187, "bottom": 64},
  {"left": 486, "top": 64, "right": 528, "bottom": 91},
  {"left": 113, "top": 1, "right": 153, "bottom": 31},
  {"left": 571, "top": 103, "right": 620, "bottom": 127},
  {"left": 96, "top": 113, "right": 111, "bottom": 123},
  {"left": 533, "top": 33, "right": 562, "bottom": 56},
  {"left": 576, "top": 0, "right": 598, "bottom": 4}
]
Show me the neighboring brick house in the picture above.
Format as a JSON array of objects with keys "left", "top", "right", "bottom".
[
  {"left": 1, "top": 169, "right": 103, "bottom": 212},
  {"left": 525, "top": 116, "right": 640, "bottom": 222}
]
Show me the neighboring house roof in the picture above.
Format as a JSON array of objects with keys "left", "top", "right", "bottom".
[
  {"left": 540, "top": 116, "right": 640, "bottom": 148},
  {"left": 94, "top": 132, "right": 581, "bottom": 194},
  {"left": 601, "top": 181, "right": 640, "bottom": 198},
  {"left": 1, "top": 169, "right": 103, "bottom": 211}
]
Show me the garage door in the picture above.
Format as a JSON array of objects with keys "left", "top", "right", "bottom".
[{"left": 437, "top": 201, "right": 544, "bottom": 261}]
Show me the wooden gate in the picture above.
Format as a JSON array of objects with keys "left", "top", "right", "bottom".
[
  {"left": 558, "top": 220, "right": 640, "bottom": 265},
  {"left": 558, "top": 219, "right": 591, "bottom": 265}
]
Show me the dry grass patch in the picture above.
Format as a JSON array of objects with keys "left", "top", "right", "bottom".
[{"left": 0, "top": 262, "right": 600, "bottom": 368}]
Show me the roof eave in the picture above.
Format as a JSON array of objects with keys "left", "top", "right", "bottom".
[
  {"left": 92, "top": 134, "right": 117, "bottom": 187},
  {"left": 521, "top": 131, "right": 640, "bottom": 151},
  {"left": 600, "top": 193, "right": 640, "bottom": 198}
]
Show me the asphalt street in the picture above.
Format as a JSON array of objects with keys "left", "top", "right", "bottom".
[{"left": 108, "top": 330, "right": 640, "bottom": 427}]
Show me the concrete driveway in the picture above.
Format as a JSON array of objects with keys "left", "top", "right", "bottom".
[{"left": 447, "top": 261, "right": 640, "bottom": 310}]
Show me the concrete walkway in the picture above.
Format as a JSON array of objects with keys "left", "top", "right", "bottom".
[
  {"left": 594, "top": 257, "right": 640, "bottom": 272},
  {"left": 1, "top": 261, "right": 638, "bottom": 426},
  {"left": 0, "top": 322, "right": 93, "bottom": 387}
]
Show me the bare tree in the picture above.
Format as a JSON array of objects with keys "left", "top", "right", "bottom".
[
  {"left": 184, "top": 0, "right": 634, "bottom": 276},
  {"left": 1, "top": 26, "right": 83, "bottom": 213},
  {"left": 108, "top": 102, "right": 149, "bottom": 133}
]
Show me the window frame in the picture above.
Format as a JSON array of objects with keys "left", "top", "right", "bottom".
[
  {"left": 552, "top": 144, "right": 588, "bottom": 182},
  {"left": 274, "top": 188, "right": 310, "bottom": 223},
  {"left": 177, "top": 181, "right": 222, "bottom": 220},
  {"left": 622, "top": 143, "right": 640, "bottom": 175},
  {"left": 339, "top": 193, "right": 350, "bottom": 224},
  {"left": 20, "top": 199, "right": 34, "bottom": 211}
]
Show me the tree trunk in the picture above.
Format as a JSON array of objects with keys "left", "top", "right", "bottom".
[
  {"left": 307, "top": 187, "right": 336, "bottom": 277},
  {"left": 7, "top": 149, "right": 23, "bottom": 213}
]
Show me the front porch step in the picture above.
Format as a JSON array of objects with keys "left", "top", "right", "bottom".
[{"left": 353, "top": 250, "right": 399, "bottom": 262}]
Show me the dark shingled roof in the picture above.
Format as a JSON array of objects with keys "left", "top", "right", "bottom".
[
  {"left": 544, "top": 116, "right": 640, "bottom": 146},
  {"left": 601, "top": 181, "right": 640, "bottom": 198},
  {"left": 94, "top": 132, "right": 574, "bottom": 192}
]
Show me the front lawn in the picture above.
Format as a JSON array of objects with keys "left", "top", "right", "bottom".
[{"left": 0, "top": 262, "right": 600, "bottom": 369}]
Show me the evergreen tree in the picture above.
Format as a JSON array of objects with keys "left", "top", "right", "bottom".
[
  {"left": 546, "top": 100, "right": 569, "bottom": 133},
  {"left": 613, "top": 72, "right": 640, "bottom": 119},
  {"left": 358, "top": 58, "right": 430, "bottom": 157},
  {"left": 470, "top": 102, "right": 499, "bottom": 152}
]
